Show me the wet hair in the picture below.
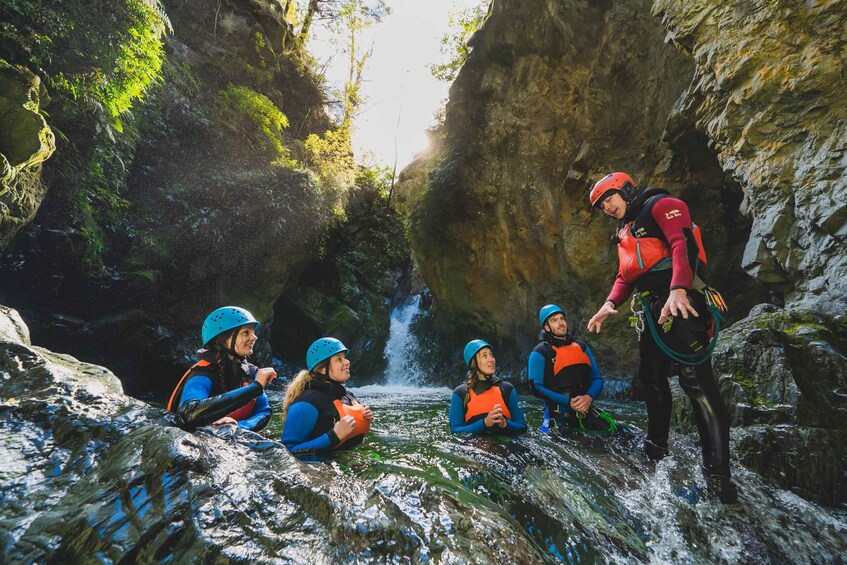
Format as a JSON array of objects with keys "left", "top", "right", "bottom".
[
  {"left": 280, "top": 360, "right": 327, "bottom": 425},
  {"left": 208, "top": 329, "right": 242, "bottom": 394},
  {"left": 463, "top": 356, "right": 486, "bottom": 407}
]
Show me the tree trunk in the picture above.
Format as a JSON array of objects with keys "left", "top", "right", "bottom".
[{"left": 299, "top": 0, "right": 320, "bottom": 40}]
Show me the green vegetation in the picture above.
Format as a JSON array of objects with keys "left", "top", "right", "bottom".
[
  {"left": 429, "top": 1, "right": 489, "bottom": 82},
  {"left": 0, "top": 0, "right": 410, "bottom": 331},
  {"left": 0, "top": 0, "right": 170, "bottom": 267},
  {"left": 343, "top": 166, "right": 411, "bottom": 280},
  {"left": 273, "top": 165, "right": 411, "bottom": 371},
  {"left": 0, "top": 0, "right": 169, "bottom": 122},
  {"left": 216, "top": 84, "right": 292, "bottom": 165},
  {"left": 301, "top": 124, "right": 356, "bottom": 213}
]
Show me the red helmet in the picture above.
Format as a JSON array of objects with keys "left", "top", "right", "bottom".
[{"left": 589, "top": 172, "right": 637, "bottom": 207}]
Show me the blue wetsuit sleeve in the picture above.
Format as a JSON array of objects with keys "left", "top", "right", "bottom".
[
  {"left": 179, "top": 375, "right": 213, "bottom": 404},
  {"left": 449, "top": 392, "right": 487, "bottom": 434},
  {"left": 503, "top": 388, "right": 527, "bottom": 433},
  {"left": 281, "top": 402, "right": 332, "bottom": 452},
  {"left": 584, "top": 346, "right": 604, "bottom": 400},
  {"left": 237, "top": 392, "right": 271, "bottom": 431},
  {"left": 528, "top": 350, "right": 572, "bottom": 406}
]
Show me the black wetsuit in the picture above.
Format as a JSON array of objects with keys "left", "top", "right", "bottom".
[
  {"left": 170, "top": 349, "right": 271, "bottom": 432},
  {"left": 281, "top": 377, "right": 368, "bottom": 453},
  {"left": 614, "top": 190, "right": 733, "bottom": 484}
]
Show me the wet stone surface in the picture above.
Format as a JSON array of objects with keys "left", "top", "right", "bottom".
[{"left": 2, "top": 308, "right": 846, "bottom": 563}]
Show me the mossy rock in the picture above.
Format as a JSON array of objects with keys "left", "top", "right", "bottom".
[
  {"left": 711, "top": 304, "right": 847, "bottom": 430},
  {"left": 0, "top": 60, "right": 55, "bottom": 249},
  {"left": 289, "top": 287, "right": 359, "bottom": 335},
  {"left": 0, "top": 61, "right": 53, "bottom": 166},
  {"left": 736, "top": 425, "right": 847, "bottom": 505}
]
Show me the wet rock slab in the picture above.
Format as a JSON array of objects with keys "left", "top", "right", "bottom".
[
  {"left": 674, "top": 303, "right": 847, "bottom": 505},
  {"left": 0, "top": 306, "right": 544, "bottom": 562}
]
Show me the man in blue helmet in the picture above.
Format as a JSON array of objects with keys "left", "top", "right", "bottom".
[
  {"left": 528, "top": 305, "right": 615, "bottom": 433},
  {"left": 168, "top": 306, "right": 276, "bottom": 432}
]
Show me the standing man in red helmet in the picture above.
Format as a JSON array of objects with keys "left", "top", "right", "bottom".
[{"left": 586, "top": 172, "right": 738, "bottom": 503}]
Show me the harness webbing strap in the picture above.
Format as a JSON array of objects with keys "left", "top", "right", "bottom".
[{"left": 637, "top": 292, "right": 725, "bottom": 366}]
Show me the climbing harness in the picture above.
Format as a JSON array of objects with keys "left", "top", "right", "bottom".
[
  {"left": 631, "top": 287, "right": 728, "bottom": 366},
  {"left": 629, "top": 297, "right": 646, "bottom": 342}
]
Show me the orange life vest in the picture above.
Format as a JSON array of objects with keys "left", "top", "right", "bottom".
[
  {"left": 464, "top": 384, "right": 512, "bottom": 423},
  {"left": 332, "top": 399, "right": 371, "bottom": 447},
  {"left": 167, "top": 359, "right": 257, "bottom": 422},
  {"left": 544, "top": 341, "right": 592, "bottom": 395},
  {"left": 552, "top": 341, "right": 591, "bottom": 378},
  {"left": 616, "top": 222, "right": 707, "bottom": 284}
]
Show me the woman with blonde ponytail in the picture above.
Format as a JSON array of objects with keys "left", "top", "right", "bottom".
[
  {"left": 281, "top": 337, "right": 373, "bottom": 453},
  {"left": 168, "top": 306, "right": 276, "bottom": 431},
  {"left": 280, "top": 369, "right": 313, "bottom": 426},
  {"left": 449, "top": 340, "right": 526, "bottom": 435}
]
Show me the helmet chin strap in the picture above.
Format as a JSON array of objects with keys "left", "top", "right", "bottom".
[{"left": 215, "top": 331, "right": 245, "bottom": 362}]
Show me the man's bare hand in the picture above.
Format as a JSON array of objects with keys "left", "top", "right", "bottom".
[
  {"left": 588, "top": 302, "right": 618, "bottom": 333},
  {"left": 658, "top": 288, "right": 698, "bottom": 325}
]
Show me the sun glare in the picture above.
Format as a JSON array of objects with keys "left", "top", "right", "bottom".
[{"left": 309, "top": 0, "right": 485, "bottom": 170}]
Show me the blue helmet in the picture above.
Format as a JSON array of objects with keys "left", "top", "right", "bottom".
[
  {"left": 463, "top": 339, "right": 492, "bottom": 368},
  {"left": 202, "top": 306, "right": 260, "bottom": 347},
  {"left": 307, "top": 337, "right": 350, "bottom": 372},
  {"left": 538, "top": 304, "right": 565, "bottom": 327}
]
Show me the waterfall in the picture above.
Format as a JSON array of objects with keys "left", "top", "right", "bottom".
[{"left": 383, "top": 294, "right": 427, "bottom": 386}]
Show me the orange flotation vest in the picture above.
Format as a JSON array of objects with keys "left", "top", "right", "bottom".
[
  {"left": 552, "top": 341, "right": 591, "bottom": 379},
  {"left": 167, "top": 359, "right": 257, "bottom": 422},
  {"left": 464, "top": 384, "right": 512, "bottom": 423},
  {"left": 549, "top": 341, "right": 592, "bottom": 394},
  {"left": 332, "top": 399, "right": 371, "bottom": 447},
  {"left": 616, "top": 221, "right": 707, "bottom": 284}
]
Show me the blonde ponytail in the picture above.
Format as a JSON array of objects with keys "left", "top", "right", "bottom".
[{"left": 280, "top": 369, "right": 314, "bottom": 425}]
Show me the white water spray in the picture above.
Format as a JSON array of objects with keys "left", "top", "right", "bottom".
[{"left": 383, "top": 295, "right": 427, "bottom": 385}]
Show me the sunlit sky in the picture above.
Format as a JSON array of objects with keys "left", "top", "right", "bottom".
[{"left": 308, "top": 0, "right": 485, "bottom": 170}]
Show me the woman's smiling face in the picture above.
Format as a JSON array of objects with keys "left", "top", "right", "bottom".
[
  {"left": 327, "top": 352, "right": 351, "bottom": 383},
  {"left": 233, "top": 325, "right": 258, "bottom": 357}
]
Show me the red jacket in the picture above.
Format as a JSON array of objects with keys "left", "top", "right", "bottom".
[{"left": 607, "top": 190, "right": 706, "bottom": 307}]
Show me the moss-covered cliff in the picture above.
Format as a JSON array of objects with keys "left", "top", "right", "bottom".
[
  {"left": 405, "top": 0, "right": 766, "bottom": 373},
  {"left": 0, "top": 0, "right": 406, "bottom": 393}
]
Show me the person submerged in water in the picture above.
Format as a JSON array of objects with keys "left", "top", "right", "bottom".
[
  {"left": 168, "top": 306, "right": 276, "bottom": 431},
  {"left": 280, "top": 337, "right": 373, "bottom": 453},
  {"left": 528, "top": 304, "right": 616, "bottom": 433},
  {"left": 449, "top": 340, "right": 527, "bottom": 435}
]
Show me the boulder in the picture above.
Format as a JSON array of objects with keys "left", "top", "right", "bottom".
[{"left": 673, "top": 304, "right": 847, "bottom": 504}]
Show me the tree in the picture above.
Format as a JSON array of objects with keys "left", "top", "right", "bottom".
[
  {"left": 298, "top": 0, "right": 387, "bottom": 44},
  {"left": 429, "top": 1, "right": 489, "bottom": 83},
  {"left": 300, "top": 0, "right": 388, "bottom": 209}
]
